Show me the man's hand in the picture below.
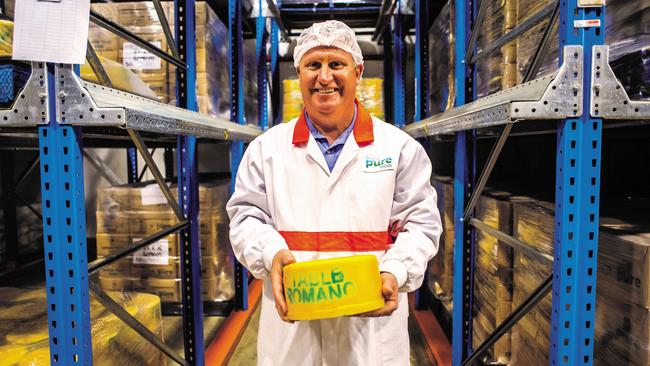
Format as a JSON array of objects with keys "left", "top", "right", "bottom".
[
  {"left": 271, "top": 249, "right": 297, "bottom": 323},
  {"left": 357, "top": 272, "right": 399, "bottom": 317}
]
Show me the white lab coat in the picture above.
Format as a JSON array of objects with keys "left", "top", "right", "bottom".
[{"left": 227, "top": 102, "right": 442, "bottom": 366}]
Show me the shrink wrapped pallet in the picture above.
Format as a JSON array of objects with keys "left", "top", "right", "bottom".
[
  {"left": 282, "top": 79, "right": 303, "bottom": 122},
  {"left": 0, "top": 287, "right": 167, "bottom": 366},
  {"left": 472, "top": 193, "right": 513, "bottom": 364},
  {"left": 427, "top": 177, "right": 454, "bottom": 308},
  {"left": 428, "top": 2, "right": 454, "bottom": 115},
  {"left": 89, "top": 2, "right": 236, "bottom": 118},
  {"left": 517, "top": 0, "right": 649, "bottom": 100},
  {"left": 475, "top": 0, "right": 505, "bottom": 98},
  {"left": 595, "top": 293, "right": 650, "bottom": 366},
  {"left": 0, "top": 204, "right": 44, "bottom": 269},
  {"left": 357, "top": 78, "right": 385, "bottom": 120},
  {"left": 510, "top": 197, "right": 650, "bottom": 365},
  {"left": 95, "top": 180, "right": 235, "bottom": 304}
]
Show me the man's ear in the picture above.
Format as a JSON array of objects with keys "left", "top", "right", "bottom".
[{"left": 356, "top": 64, "right": 364, "bottom": 84}]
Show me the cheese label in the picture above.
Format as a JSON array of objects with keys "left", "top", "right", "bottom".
[
  {"left": 123, "top": 41, "right": 162, "bottom": 69},
  {"left": 133, "top": 238, "right": 169, "bottom": 265}
]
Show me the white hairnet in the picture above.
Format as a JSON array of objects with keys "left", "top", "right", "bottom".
[{"left": 293, "top": 20, "right": 364, "bottom": 69}]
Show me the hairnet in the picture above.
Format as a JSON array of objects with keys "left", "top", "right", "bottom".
[{"left": 293, "top": 20, "right": 364, "bottom": 69}]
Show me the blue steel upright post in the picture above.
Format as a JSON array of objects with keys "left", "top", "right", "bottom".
[
  {"left": 256, "top": 0, "right": 269, "bottom": 130},
  {"left": 451, "top": 0, "right": 475, "bottom": 364},
  {"left": 40, "top": 63, "right": 93, "bottom": 365},
  {"left": 392, "top": 0, "right": 406, "bottom": 128},
  {"left": 229, "top": 0, "right": 249, "bottom": 310},
  {"left": 269, "top": 2, "right": 280, "bottom": 126},
  {"left": 127, "top": 147, "right": 138, "bottom": 183},
  {"left": 413, "top": 0, "right": 431, "bottom": 309},
  {"left": 174, "top": 0, "right": 205, "bottom": 364},
  {"left": 550, "top": 2, "right": 604, "bottom": 365}
]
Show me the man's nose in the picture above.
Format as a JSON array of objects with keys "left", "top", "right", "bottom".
[{"left": 318, "top": 66, "right": 333, "bottom": 84}]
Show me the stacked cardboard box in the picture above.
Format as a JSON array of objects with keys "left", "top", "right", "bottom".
[
  {"left": 517, "top": 0, "right": 649, "bottom": 94},
  {"left": 510, "top": 198, "right": 650, "bottom": 365},
  {"left": 282, "top": 78, "right": 385, "bottom": 123},
  {"left": 472, "top": 193, "right": 513, "bottom": 364},
  {"left": 428, "top": 2, "right": 454, "bottom": 115},
  {"left": 357, "top": 78, "right": 384, "bottom": 120},
  {"left": 282, "top": 79, "right": 303, "bottom": 123},
  {"left": 510, "top": 199, "right": 554, "bottom": 366},
  {"left": 0, "top": 287, "right": 167, "bottom": 365},
  {"left": 0, "top": 205, "right": 43, "bottom": 269},
  {"left": 475, "top": 0, "right": 504, "bottom": 98},
  {"left": 428, "top": 177, "right": 454, "bottom": 314},
  {"left": 96, "top": 180, "right": 234, "bottom": 303},
  {"left": 88, "top": 2, "right": 238, "bottom": 119},
  {"left": 516, "top": 0, "right": 558, "bottom": 83}
]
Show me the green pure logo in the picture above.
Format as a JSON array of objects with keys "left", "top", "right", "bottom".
[
  {"left": 365, "top": 157, "right": 393, "bottom": 169},
  {"left": 286, "top": 267, "right": 355, "bottom": 304}
]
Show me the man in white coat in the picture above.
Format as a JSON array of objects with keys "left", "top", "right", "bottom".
[{"left": 227, "top": 20, "right": 442, "bottom": 366}]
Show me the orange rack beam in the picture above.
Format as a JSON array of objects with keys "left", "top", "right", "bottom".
[{"left": 205, "top": 279, "right": 263, "bottom": 366}]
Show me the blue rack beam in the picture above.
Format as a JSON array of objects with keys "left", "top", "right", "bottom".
[
  {"left": 229, "top": 0, "right": 249, "bottom": 311},
  {"left": 40, "top": 65, "right": 93, "bottom": 365},
  {"left": 175, "top": 0, "right": 206, "bottom": 364},
  {"left": 550, "top": 2, "right": 604, "bottom": 365}
]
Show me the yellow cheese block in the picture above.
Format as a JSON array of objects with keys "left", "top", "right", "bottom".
[{"left": 283, "top": 255, "right": 384, "bottom": 320}]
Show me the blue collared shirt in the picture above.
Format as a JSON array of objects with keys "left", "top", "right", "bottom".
[{"left": 305, "top": 107, "right": 357, "bottom": 172}]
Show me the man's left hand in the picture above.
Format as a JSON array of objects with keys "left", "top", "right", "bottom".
[{"left": 356, "top": 272, "right": 399, "bottom": 317}]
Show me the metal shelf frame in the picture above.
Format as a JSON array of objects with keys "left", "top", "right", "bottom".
[
  {"left": 0, "top": 0, "right": 265, "bottom": 364},
  {"left": 403, "top": 0, "right": 650, "bottom": 365}
]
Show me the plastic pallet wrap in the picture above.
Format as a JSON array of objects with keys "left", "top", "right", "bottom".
[
  {"left": 517, "top": 0, "right": 649, "bottom": 100},
  {"left": 0, "top": 204, "right": 44, "bottom": 269},
  {"left": 88, "top": 2, "right": 237, "bottom": 119},
  {"left": 472, "top": 193, "right": 513, "bottom": 364},
  {"left": 471, "top": 0, "right": 519, "bottom": 98},
  {"left": 427, "top": 2, "right": 454, "bottom": 115},
  {"left": 95, "top": 180, "right": 234, "bottom": 304},
  {"left": 0, "top": 287, "right": 167, "bottom": 366},
  {"left": 427, "top": 176, "right": 454, "bottom": 314},
  {"left": 511, "top": 198, "right": 650, "bottom": 365},
  {"left": 510, "top": 199, "right": 553, "bottom": 366}
]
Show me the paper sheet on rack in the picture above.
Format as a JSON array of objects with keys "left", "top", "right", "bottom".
[{"left": 12, "top": 0, "right": 90, "bottom": 64}]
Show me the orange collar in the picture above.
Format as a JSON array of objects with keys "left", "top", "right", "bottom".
[{"left": 292, "top": 100, "right": 374, "bottom": 147}]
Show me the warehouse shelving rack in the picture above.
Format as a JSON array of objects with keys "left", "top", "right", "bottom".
[
  {"left": 0, "top": 0, "right": 264, "bottom": 364},
  {"left": 400, "top": 0, "right": 650, "bottom": 366}
]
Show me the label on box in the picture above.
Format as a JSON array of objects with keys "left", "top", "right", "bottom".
[
  {"left": 133, "top": 238, "right": 169, "bottom": 265},
  {"left": 141, "top": 183, "right": 168, "bottom": 205},
  {"left": 123, "top": 41, "right": 162, "bottom": 69}
]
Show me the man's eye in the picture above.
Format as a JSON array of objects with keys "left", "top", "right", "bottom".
[
  {"left": 307, "top": 62, "right": 320, "bottom": 69},
  {"left": 330, "top": 61, "right": 344, "bottom": 68}
]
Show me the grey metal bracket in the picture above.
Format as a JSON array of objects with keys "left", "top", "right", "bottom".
[
  {"left": 55, "top": 64, "right": 125, "bottom": 126},
  {"left": 54, "top": 64, "right": 261, "bottom": 141},
  {"left": 511, "top": 45, "right": 583, "bottom": 119},
  {"left": 0, "top": 62, "right": 49, "bottom": 126},
  {"left": 590, "top": 45, "right": 650, "bottom": 119},
  {"left": 404, "top": 45, "right": 584, "bottom": 138}
]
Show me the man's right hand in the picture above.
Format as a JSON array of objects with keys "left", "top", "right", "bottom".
[{"left": 271, "top": 249, "right": 297, "bottom": 323}]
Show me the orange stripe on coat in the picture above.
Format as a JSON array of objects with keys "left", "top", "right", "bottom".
[{"left": 279, "top": 231, "right": 392, "bottom": 252}]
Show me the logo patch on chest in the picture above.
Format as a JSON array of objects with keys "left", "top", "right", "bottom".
[{"left": 364, "top": 155, "right": 396, "bottom": 172}]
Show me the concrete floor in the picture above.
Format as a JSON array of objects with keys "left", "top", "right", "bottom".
[{"left": 227, "top": 306, "right": 437, "bottom": 366}]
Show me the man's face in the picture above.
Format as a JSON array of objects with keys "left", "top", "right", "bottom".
[{"left": 297, "top": 46, "right": 363, "bottom": 118}]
